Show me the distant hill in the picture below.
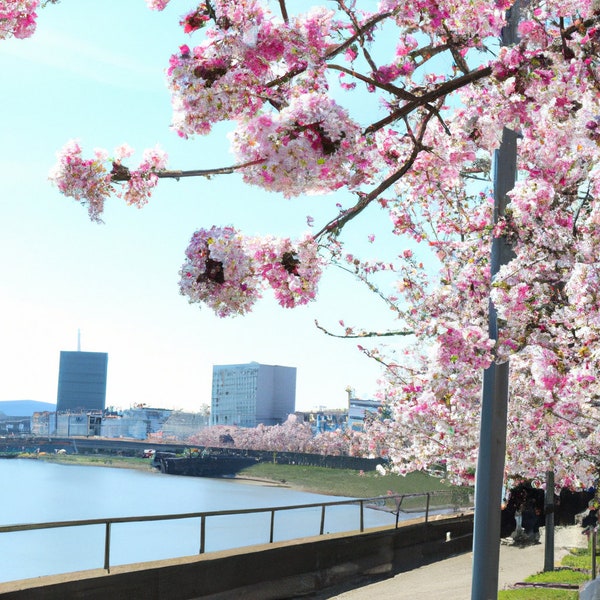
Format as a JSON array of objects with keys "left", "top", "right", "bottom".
[{"left": 0, "top": 400, "right": 56, "bottom": 416}]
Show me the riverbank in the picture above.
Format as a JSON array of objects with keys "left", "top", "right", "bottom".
[
  {"left": 20, "top": 452, "right": 156, "bottom": 472},
  {"left": 21, "top": 452, "right": 468, "bottom": 499},
  {"left": 237, "top": 462, "right": 464, "bottom": 499}
]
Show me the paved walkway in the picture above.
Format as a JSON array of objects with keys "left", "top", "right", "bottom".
[{"left": 308, "top": 526, "right": 588, "bottom": 599}]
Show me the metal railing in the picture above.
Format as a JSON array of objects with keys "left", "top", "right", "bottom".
[{"left": 0, "top": 489, "right": 469, "bottom": 575}]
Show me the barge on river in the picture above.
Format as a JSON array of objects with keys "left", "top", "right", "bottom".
[{"left": 152, "top": 452, "right": 257, "bottom": 477}]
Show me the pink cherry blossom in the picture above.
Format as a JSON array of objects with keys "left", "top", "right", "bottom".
[
  {"left": 49, "top": 140, "right": 113, "bottom": 223},
  {"left": 179, "top": 226, "right": 261, "bottom": 317},
  {"left": 50, "top": 141, "right": 168, "bottom": 219},
  {"left": 230, "top": 94, "right": 371, "bottom": 196},
  {"left": 0, "top": 0, "right": 39, "bottom": 40},
  {"left": 251, "top": 235, "right": 324, "bottom": 308},
  {"left": 145, "top": 0, "right": 170, "bottom": 10}
]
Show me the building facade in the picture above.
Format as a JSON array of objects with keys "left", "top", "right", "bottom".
[
  {"left": 56, "top": 411, "right": 102, "bottom": 437},
  {"left": 347, "top": 398, "right": 382, "bottom": 431},
  {"left": 100, "top": 407, "right": 173, "bottom": 439},
  {"left": 56, "top": 351, "right": 108, "bottom": 413},
  {"left": 31, "top": 411, "right": 57, "bottom": 437},
  {"left": 211, "top": 362, "right": 296, "bottom": 427}
]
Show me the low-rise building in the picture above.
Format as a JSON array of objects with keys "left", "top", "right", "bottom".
[
  {"left": 347, "top": 393, "right": 382, "bottom": 431},
  {"left": 56, "top": 412, "right": 102, "bottom": 437}
]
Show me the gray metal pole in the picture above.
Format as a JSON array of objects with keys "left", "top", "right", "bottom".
[
  {"left": 544, "top": 470, "right": 555, "bottom": 571},
  {"left": 471, "top": 5, "right": 520, "bottom": 598}
]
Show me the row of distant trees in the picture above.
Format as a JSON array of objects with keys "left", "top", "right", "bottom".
[{"left": 186, "top": 414, "right": 370, "bottom": 457}]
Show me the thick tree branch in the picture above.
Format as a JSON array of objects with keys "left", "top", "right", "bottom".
[
  {"left": 278, "top": 0, "right": 289, "bottom": 24},
  {"left": 365, "top": 66, "right": 493, "bottom": 135},
  {"left": 315, "top": 107, "right": 437, "bottom": 238},
  {"left": 327, "top": 63, "right": 417, "bottom": 100},
  {"left": 110, "top": 160, "right": 264, "bottom": 182}
]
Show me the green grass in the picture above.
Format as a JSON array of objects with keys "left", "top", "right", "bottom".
[
  {"left": 237, "top": 462, "right": 471, "bottom": 502},
  {"left": 25, "top": 453, "right": 154, "bottom": 471},
  {"left": 525, "top": 569, "right": 589, "bottom": 585},
  {"left": 561, "top": 547, "right": 596, "bottom": 570},
  {"left": 498, "top": 546, "right": 595, "bottom": 599},
  {"left": 498, "top": 589, "right": 578, "bottom": 599}
]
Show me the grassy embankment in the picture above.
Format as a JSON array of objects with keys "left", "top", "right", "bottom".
[
  {"left": 498, "top": 545, "right": 598, "bottom": 599},
  {"left": 29, "top": 452, "right": 153, "bottom": 471},
  {"left": 27, "top": 452, "right": 469, "bottom": 500}
]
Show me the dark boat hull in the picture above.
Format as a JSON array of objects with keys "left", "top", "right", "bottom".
[{"left": 154, "top": 455, "right": 256, "bottom": 477}]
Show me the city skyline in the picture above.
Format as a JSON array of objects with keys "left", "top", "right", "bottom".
[{"left": 0, "top": 2, "right": 398, "bottom": 413}]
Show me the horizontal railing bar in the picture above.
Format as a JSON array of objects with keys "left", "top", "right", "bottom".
[{"left": 0, "top": 490, "right": 462, "bottom": 535}]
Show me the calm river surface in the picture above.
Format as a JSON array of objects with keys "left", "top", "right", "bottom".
[{"left": 0, "top": 459, "right": 399, "bottom": 583}]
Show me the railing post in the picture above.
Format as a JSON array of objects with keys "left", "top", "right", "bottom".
[
  {"left": 103, "top": 521, "right": 111, "bottom": 573},
  {"left": 425, "top": 493, "right": 431, "bottom": 524},
  {"left": 395, "top": 495, "right": 403, "bottom": 529},
  {"left": 320, "top": 505, "right": 326, "bottom": 535},
  {"left": 592, "top": 528, "right": 597, "bottom": 580},
  {"left": 199, "top": 515, "right": 206, "bottom": 554},
  {"left": 269, "top": 509, "right": 275, "bottom": 543},
  {"left": 359, "top": 500, "right": 364, "bottom": 533}
]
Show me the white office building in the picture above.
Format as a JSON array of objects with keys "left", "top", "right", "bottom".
[{"left": 211, "top": 362, "right": 296, "bottom": 427}]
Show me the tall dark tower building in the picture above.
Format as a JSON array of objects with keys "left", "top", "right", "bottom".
[{"left": 56, "top": 351, "right": 108, "bottom": 413}]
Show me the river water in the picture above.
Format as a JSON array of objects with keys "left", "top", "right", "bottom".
[{"left": 0, "top": 459, "right": 400, "bottom": 583}]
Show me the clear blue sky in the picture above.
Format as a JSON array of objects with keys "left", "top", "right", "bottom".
[{"left": 0, "top": 0, "right": 403, "bottom": 412}]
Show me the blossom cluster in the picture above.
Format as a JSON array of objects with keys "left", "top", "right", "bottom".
[
  {"left": 165, "top": 4, "right": 333, "bottom": 139},
  {"left": 0, "top": 0, "right": 38, "bottom": 40},
  {"left": 49, "top": 141, "right": 168, "bottom": 222},
  {"left": 179, "top": 227, "right": 324, "bottom": 316},
  {"left": 230, "top": 94, "right": 371, "bottom": 196},
  {"left": 48, "top": 140, "right": 113, "bottom": 223},
  {"left": 178, "top": 226, "right": 261, "bottom": 317},
  {"left": 251, "top": 234, "right": 323, "bottom": 308}
]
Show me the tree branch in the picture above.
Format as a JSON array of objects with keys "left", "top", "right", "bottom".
[
  {"left": 315, "top": 107, "right": 437, "bottom": 238},
  {"left": 110, "top": 160, "right": 264, "bottom": 182},
  {"left": 278, "top": 0, "right": 289, "bottom": 24},
  {"left": 327, "top": 63, "right": 417, "bottom": 100},
  {"left": 365, "top": 66, "right": 492, "bottom": 135},
  {"left": 314, "top": 319, "right": 414, "bottom": 338}
]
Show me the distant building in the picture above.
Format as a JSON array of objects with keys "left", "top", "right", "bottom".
[
  {"left": 56, "top": 351, "right": 108, "bottom": 413},
  {"left": 347, "top": 389, "right": 382, "bottom": 431},
  {"left": 295, "top": 410, "right": 347, "bottom": 433},
  {"left": 211, "top": 362, "right": 296, "bottom": 427},
  {"left": 0, "top": 415, "right": 30, "bottom": 436},
  {"left": 56, "top": 411, "right": 102, "bottom": 437},
  {"left": 31, "top": 411, "right": 57, "bottom": 437},
  {"left": 100, "top": 406, "right": 172, "bottom": 439}
]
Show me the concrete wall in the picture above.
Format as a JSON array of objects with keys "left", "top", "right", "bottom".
[{"left": 0, "top": 513, "right": 473, "bottom": 600}]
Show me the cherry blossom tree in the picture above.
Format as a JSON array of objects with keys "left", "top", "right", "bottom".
[
  {"left": 186, "top": 415, "right": 366, "bottom": 456},
  {"left": 10, "top": 0, "right": 600, "bottom": 487}
]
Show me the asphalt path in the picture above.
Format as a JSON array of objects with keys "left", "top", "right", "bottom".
[{"left": 306, "top": 525, "right": 588, "bottom": 599}]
